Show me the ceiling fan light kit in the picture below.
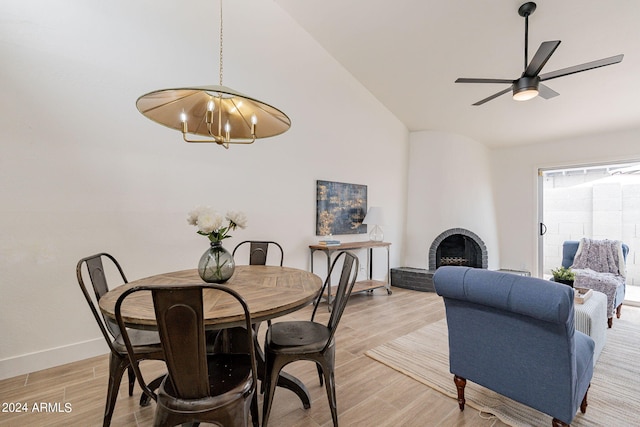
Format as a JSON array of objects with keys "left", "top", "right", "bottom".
[
  {"left": 512, "top": 76, "right": 539, "bottom": 101},
  {"left": 456, "top": 2, "right": 624, "bottom": 106}
]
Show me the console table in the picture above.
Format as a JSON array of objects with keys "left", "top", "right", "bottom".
[{"left": 309, "top": 241, "right": 392, "bottom": 306}]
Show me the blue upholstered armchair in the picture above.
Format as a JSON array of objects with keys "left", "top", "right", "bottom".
[
  {"left": 433, "top": 266, "right": 594, "bottom": 427},
  {"left": 562, "top": 240, "right": 628, "bottom": 327}
]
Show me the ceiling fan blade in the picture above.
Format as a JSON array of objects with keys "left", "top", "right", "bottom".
[
  {"left": 456, "top": 78, "right": 514, "bottom": 84},
  {"left": 523, "top": 40, "right": 561, "bottom": 77},
  {"left": 472, "top": 87, "right": 512, "bottom": 106},
  {"left": 539, "top": 54, "right": 624, "bottom": 82},
  {"left": 538, "top": 84, "right": 559, "bottom": 99}
]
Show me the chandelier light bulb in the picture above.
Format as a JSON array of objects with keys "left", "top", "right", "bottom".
[{"left": 180, "top": 111, "right": 188, "bottom": 133}]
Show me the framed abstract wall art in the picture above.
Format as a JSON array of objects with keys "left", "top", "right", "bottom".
[{"left": 316, "top": 180, "right": 367, "bottom": 236}]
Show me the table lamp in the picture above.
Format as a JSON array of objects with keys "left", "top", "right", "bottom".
[{"left": 362, "top": 207, "right": 385, "bottom": 241}]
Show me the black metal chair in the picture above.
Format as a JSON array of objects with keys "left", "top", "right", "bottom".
[
  {"left": 261, "top": 251, "right": 359, "bottom": 427},
  {"left": 232, "top": 240, "right": 284, "bottom": 330},
  {"left": 232, "top": 240, "right": 284, "bottom": 266},
  {"left": 116, "top": 284, "right": 259, "bottom": 427},
  {"left": 76, "top": 253, "right": 164, "bottom": 427}
]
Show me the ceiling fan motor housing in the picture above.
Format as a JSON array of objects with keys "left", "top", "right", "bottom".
[{"left": 513, "top": 76, "right": 540, "bottom": 96}]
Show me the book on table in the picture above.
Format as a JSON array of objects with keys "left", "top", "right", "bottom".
[{"left": 318, "top": 239, "right": 341, "bottom": 246}]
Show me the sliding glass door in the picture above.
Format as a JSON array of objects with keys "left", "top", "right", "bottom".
[{"left": 538, "top": 161, "right": 640, "bottom": 303}]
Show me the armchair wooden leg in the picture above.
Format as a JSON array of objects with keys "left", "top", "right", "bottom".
[
  {"left": 608, "top": 317, "right": 613, "bottom": 328},
  {"left": 616, "top": 303, "right": 622, "bottom": 319},
  {"left": 580, "top": 384, "right": 590, "bottom": 413},
  {"left": 551, "top": 384, "right": 589, "bottom": 426},
  {"left": 454, "top": 375, "right": 466, "bottom": 411}
]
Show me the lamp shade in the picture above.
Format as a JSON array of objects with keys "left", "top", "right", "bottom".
[
  {"left": 136, "top": 85, "right": 291, "bottom": 140},
  {"left": 362, "top": 207, "right": 385, "bottom": 225}
]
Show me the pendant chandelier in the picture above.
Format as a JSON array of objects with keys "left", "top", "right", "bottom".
[{"left": 136, "top": 0, "right": 291, "bottom": 148}]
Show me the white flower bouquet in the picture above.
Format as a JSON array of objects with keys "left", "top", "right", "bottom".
[
  {"left": 187, "top": 206, "right": 247, "bottom": 243},
  {"left": 188, "top": 206, "right": 247, "bottom": 283}
]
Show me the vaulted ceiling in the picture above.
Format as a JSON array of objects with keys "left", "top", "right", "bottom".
[{"left": 275, "top": 0, "right": 640, "bottom": 147}]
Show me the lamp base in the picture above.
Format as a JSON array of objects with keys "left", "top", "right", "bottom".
[{"left": 369, "top": 225, "right": 384, "bottom": 242}]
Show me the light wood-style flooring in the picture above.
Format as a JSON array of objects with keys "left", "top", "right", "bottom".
[{"left": 5, "top": 286, "right": 637, "bottom": 427}]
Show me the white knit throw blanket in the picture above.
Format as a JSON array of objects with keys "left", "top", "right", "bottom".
[{"left": 571, "top": 238, "right": 626, "bottom": 317}]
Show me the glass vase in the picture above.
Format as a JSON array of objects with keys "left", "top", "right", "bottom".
[{"left": 198, "top": 241, "right": 235, "bottom": 283}]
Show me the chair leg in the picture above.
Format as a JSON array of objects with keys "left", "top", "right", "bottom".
[
  {"left": 551, "top": 384, "right": 590, "bottom": 427},
  {"left": 127, "top": 366, "right": 135, "bottom": 396},
  {"left": 608, "top": 317, "right": 613, "bottom": 328},
  {"left": 262, "top": 356, "right": 286, "bottom": 427},
  {"left": 140, "top": 374, "right": 165, "bottom": 407},
  {"left": 316, "top": 363, "right": 324, "bottom": 386},
  {"left": 454, "top": 375, "right": 466, "bottom": 411},
  {"left": 250, "top": 392, "right": 259, "bottom": 427},
  {"left": 104, "top": 352, "right": 128, "bottom": 427},
  {"left": 580, "top": 384, "right": 590, "bottom": 413},
  {"left": 322, "top": 364, "right": 338, "bottom": 427},
  {"left": 616, "top": 303, "right": 622, "bottom": 319}
]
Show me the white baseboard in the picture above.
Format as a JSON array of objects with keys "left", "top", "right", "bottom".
[{"left": 0, "top": 338, "right": 108, "bottom": 380}]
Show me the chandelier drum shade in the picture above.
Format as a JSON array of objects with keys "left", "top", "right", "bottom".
[
  {"left": 136, "top": 0, "right": 290, "bottom": 148},
  {"left": 136, "top": 85, "right": 291, "bottom": 144}
]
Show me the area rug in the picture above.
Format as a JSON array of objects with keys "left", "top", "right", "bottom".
[{"left": 366, "top": 318, "right": 639, "bottom": 426}]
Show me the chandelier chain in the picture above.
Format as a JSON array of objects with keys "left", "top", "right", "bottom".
[{"left": 219, "top": 0, "right": 224, "bottom": 86}]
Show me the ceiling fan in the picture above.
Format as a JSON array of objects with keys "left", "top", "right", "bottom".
[{"left": 455, "top": 2, "right": 624, "bottom": 106}]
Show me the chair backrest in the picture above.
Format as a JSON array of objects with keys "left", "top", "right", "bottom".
[
  {"left": 76, "top": 253, "right": 128, "bottom": 346},
  {"left": 562, "top": 239, "right": 629, "bottom": 269},
  {"left": 232, "top": 240, "right": 284, "bottom": 266},
  {"left": 433, "top": 266, "right": 593, "bottom": 423},
  {"left": 311, "top": 251, "right": 359, "bottom": 348},
  {"left": 115, "top": 284, "right": 258, "bottom": 401}
]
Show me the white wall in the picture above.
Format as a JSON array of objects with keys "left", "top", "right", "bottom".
[
  {"left": 0, "top": 0, "right": 408, "bottom": 379},
  {"left": 491, "top": 126, "right": 640, "bottom": 277},
  {"left": 404, "top": 131, "right": 500, "bottom": 270}
]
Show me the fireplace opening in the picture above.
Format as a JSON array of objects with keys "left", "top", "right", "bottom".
[
  {"left": 429, "top": 228, "right": 488, "bottom": 270},
  {"left": 436, "top": 234, "right": 481, "bottom": 267}
]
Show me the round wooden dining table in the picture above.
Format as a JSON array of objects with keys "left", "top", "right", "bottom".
[
  {"left": 98, "top": 264, "right": 323, "bottom": 409},
  {"left": 99, "top": 265, "right": 322, "bottom": 329}
]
